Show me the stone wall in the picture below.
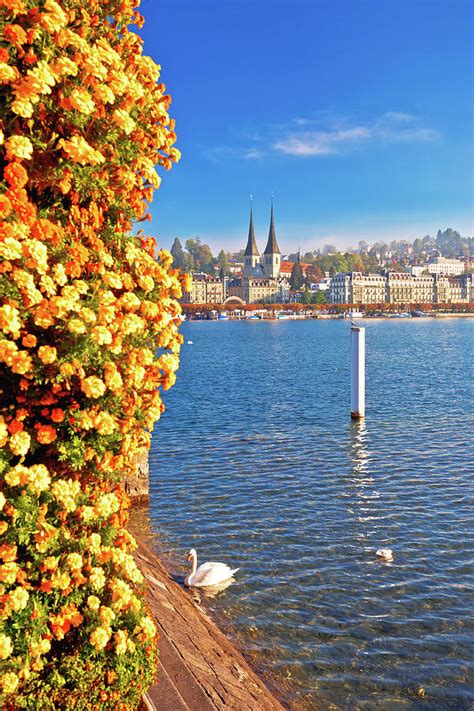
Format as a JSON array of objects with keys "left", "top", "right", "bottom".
[{"left": 125, "top": 449, "right": 150, "bottom": 505}]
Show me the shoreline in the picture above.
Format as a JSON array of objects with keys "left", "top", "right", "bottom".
[
  {"left": 182, "top": 311, "right": 474, "bottom": 321},
  {"left": 130, "top": 511, "right": 285, "bottom": 711}
]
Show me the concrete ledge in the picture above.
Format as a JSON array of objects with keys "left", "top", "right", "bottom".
[{"left": 132, "top": 534, "right": 285, "bottom": 711}]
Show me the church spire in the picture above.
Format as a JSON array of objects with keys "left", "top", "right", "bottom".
[
  {"left": 244, "top": 201, "right": 259, "bottom": 257},
  {"left": 263, "top": 197, "right": 281, "bottom": 255}
]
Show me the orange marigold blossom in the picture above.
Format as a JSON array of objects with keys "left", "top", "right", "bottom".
[{"left": 4, "top": 162, "right": 28, "bottom": 188}]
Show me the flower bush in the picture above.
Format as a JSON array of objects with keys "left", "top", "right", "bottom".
[{"left": 0, "top": 0, "right": 188, "bottom": 706}]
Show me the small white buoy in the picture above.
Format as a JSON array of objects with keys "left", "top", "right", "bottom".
[
  {"left": 376, "top": 548, "right": 394, "bottom": 562},
  {"left": 187, "top": 340, "right": 193, "bottom": 345}
]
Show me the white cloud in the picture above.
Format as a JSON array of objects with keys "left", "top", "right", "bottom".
[
  {"left": 273, "top": 112, "right": 439, "bottom": 157},
  {"left": 203, "top": 111, "right": 440, "bottom": 163},
  {"left": 274, "top": 127, "right": 371, "bottom": 156},
  {"left": 243, "top": 148, "right": 264, "bottom": 159}
]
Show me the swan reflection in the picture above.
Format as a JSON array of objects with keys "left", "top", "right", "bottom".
[{"left": 189, "top": 576, "right": 236, "bottom": 601}]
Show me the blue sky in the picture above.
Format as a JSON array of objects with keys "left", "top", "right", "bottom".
[{"left": 140, "top": 0, "right": 473, "bottom": 254}]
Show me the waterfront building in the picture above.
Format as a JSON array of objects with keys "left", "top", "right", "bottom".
[
  {"left": 330, "top": 272, "right": 385, "bottom": 304},
  {"left": 330, "top": 273, "right": 352, "bottom": 304},
  {"left": 411, "top": 274, "right": 436, "bottom": 303},
  {"left": 426, "top": 257, "right": 464, "bottom": 275},
  {"left": 181, "top": 272, "right": 225, "bottom": 304},
  {"left": 386, "top": 272, "right": 414, "bottom": 304},
  {"left": 329, "top": 271, "right": 473, "bottom": 305},
  {"left": 352, "top": 273, "right": 387, "bottom": 304}
]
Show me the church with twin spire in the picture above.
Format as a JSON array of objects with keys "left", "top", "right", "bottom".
[{"left": 227, "top": 201, "right": 290, "bottom": 304}]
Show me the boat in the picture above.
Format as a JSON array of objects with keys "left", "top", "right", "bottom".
[
  {"left": 277, "top": 314, "right": 290, "bottom": 320},
  {"left": 248, "top": 315, "right": 260, "bottom": 320},
  {"left": 218, "top": 312, "right": 229, "bottom": 320}
]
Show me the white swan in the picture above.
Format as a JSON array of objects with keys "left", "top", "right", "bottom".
[
  {"left": 376, "top": 548, "right": 394, "bottom": 561},
  {"left": 184, "top": 548, "right": 239, "bottom": 587}
]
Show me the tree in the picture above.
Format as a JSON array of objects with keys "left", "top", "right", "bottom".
[
  {"left": 300, "top": 287, "right": 311, "bottom": 304},
  {"left": 312, "top": 290, "right": 328, "bottom": 304},
  {"left": 290, "top": 260, "right": 305, "bottom": 290},
  {"left": 170, "top": 237, "right": 184, "bottom": 266},
  {"left": 217, "top": 249, "right": 229, "bottom": 275}
]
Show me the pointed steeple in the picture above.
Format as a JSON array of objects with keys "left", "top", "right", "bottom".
[
  {"left": 244, "top": 203, "right": 259, "bottom": 257},
  {"left": 263, "top": 198, "right": 281, "bottom": 255}
]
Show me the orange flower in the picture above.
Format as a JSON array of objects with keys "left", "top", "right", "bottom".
[
  {"left": 0, "top": 194, "right": 13, "bottom": 219},
  {"left": 11, "top": 351, "right": 33, "bottom": 374},
  {"left": 22, "top": 334, "right": 37, "bottom": 348},
  {"left": 4, "top": 162, "right": 28, "bottom": 188},
  {"left": 51, "top": 408, "right": 65, "bottom": 423},
  {"left": 4, "top": 24, "right": 27, "bottom": 48},
  {"left": 35, "top": 425, "right": 57, "bottom": 444}
]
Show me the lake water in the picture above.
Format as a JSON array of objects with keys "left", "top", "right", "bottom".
[{"left": 148, "top": 318, "right": 474, "bottom": 709}]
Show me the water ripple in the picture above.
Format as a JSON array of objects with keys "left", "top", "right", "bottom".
[{"left": 149, "top": 319, "right": 474, "bottom": 709}]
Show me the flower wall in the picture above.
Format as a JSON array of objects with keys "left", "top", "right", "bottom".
[{"left": 0, "top": 0, "right": 187, "bottom": 706}]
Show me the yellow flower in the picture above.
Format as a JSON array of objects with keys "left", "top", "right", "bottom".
[
  {"left": 87, "top": 595, "right": 101, "bottom": 611},
  {"left": 0, "top": 305, "right": 22, "bottom": 339},
  {"left": 68, "top": 318, "right": 86, "bottom": 334},
  {"left": 113, "top": 109, "right": 135, "bottom": 135},
  {"left": 11, "top": 99, "right": 34, "bottom": 118},
  {"left": 1, "top": 672, "right": 19, "bottom": 695},
  {"left": 94, "top": 492, "right": 120, "bottom": 518},
  {"left": 94, "top": 412, "right": 116, "bottom": 436},
  {"left": 114, "top": 630, "right": 128, "bottom": 655},
  {"left": 8, "top": 586, "right": 29, "bottom": 612},
  {"left": 38, "top": 345, "right": 57, "bottom": 364},
  {"left": 9, "top": 430, "right": 31, "bottom": 457},
  {"left": 40, "top": 0, "right": 68, "bottom": 33},
  {"left": 5, "top": 465, "right": 29, "bottom": 487},
  {"left": 0, "top": 237, "right": 23, "bottom": 260},
  {"left": 134, "top": 615, "right": 156, "bottom": 642},
  {"left": 52, "top": 263, "right": 67, "bottom": 286},
  {"left": 89, "top": 566, "right": 106, "bottom": 591},
  {"left": 81, "top": 376, "right": 106, "bottom": 398},
  {"left": 0, "top": 492, "right": 5, "bottom": 511},
  {"left": 29, "top": 637, "right": 51, "bottom": 657},
  {"left": 69, "top": 88, "right": 96, "bottom": 115},
  {"left": 88, "top": 533, "right": 102, "bottom": 553},
  {"left": 66, "top": 553, "right": 83, "bottom": 570},
  {"left": 59, "top": 136, "right": 105, "bottom": 166},
  {"left": 50, "top": 478, "right": 81, "bottom": 513},
  {"left": 5, "top": 134, "right": 33, "bottom": 160},
  {"left": 89, "top": 626, "right": 112, "bottom": 652},
  {"left": 0, "top": 562, "right": 18, "bottom": 585},
  {"left": 0, "top": 634, "right": 13, "bottom": 660},
  {"left": 91, "top": 326, "right": 112, "bottom": 345},
  {"left": 99, "top": 606, "right": 115, "bottom": 625},
  {"left": 29, "top": 464, "right": 51, "bottom": 495}
]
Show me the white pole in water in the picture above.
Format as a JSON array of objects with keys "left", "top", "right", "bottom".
[{"left": 351, "top": 323, "right": 365, "bottom": 418}]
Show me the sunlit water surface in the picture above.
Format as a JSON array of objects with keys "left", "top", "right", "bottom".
[{"left": 149, "top": 319, "right": 474, "bottom": 709}]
